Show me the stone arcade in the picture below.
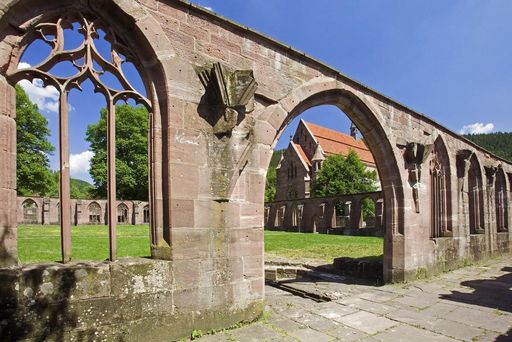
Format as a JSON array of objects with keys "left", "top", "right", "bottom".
[{"left": 0, "top": 0, "right": 511, "bottom": 340}]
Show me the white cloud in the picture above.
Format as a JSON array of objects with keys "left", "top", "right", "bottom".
[
  {"left": 459, "top": 122, "right": 495, "bottom": 135},
  {"left": 70, "top": 150, "right": 94, "bottom": 178},
  {"left": 17, "top": 62, "right": 60, "bottom": 113},
  {"left": 204, "top": 6, "right": 214, "bottom": 11}
]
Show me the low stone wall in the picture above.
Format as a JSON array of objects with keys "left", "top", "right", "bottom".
[
  {"left": 265, "top": 192, "right": 384, "bottom": 236},
  {"left": 0, "top": 258, "right": 263, "bottom": 341}
]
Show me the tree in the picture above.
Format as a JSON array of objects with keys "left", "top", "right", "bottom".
[
  {"left": 15, "top": 85, "right": 56, "bottom": 196},
  {"left": 312, "top": 150, "right": 378, "bottom": 217},
  {"left": 265, "top": 150, "right": 283, "bottom": 202},
  {"left": 86, "top": 104, "right": 149, "bottom": 200},
  {"left": 313, "top": 150, "right": 377, "bottom": 197}
]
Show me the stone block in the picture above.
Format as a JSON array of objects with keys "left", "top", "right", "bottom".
[
  {"left": 0, "top": 79, "right": 15, "bottom": 118},
  {"left": 242, "top": 255, "right": 263, "bottom": 279},
  {"left": 170, "top": 199, "right": 194, "bottom": 228},
  {"left": 110, "top": 258, "right": 172, "bottom": 297},
  {"left": 228, "top": 228, "right": 263, "bottom": 257},
  {"left": 0, "top": 188, "right": 17, "bottom": 228},
  {"left": 252, "top": 119, "right": 277, "bottom": 146},
  {"left": 266, "top": 105, "right": 288, "bottom": 132},
  {"left": 174, "top": 286, "right": 212, "bottom": 312},
  {"left": 170, "top": 162, "right": 199, "bottom": 199},
  {"left": 171, "top": 228, "right": 210, "bottom": 260},
  {"left": 18, "top": 262, "right": 111, "bottom": 303},
  {"left": 172, "top": 258, "right": 202, "bottom": 290},
  {"left": 194, "top": 200, "right": 241, "bottom": 229}
]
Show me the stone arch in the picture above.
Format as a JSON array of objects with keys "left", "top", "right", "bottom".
[
  {"left": 143, "top": 204, "right": 150, "bottom": 224},
  {"left": 22, "top": 199, "right": 38, "bottom": 224},
  {"left": 0, "top": 0, "right": 172, "bottom": 260},
  {"left": 117, "top": 203, "right": 129, "bottom": 224},
  {"left": 88, "top": 202, "right": 102, "bottom": 224},
  {"left": 430, "top": 136, "right": 453, "bottom": 238},
  {"left": 266, "top": 83, "right": 404, "bottom": 281},
  {"left": 468, "top": 154, "right": 485, "bottom": 234},
  {"left": 495, "top": 167, "right": 509, "bottom": 232}
]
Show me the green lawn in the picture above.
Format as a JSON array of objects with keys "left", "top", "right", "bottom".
[
  {"left": 18, "top": 224, "right": 151, "bottom": 263},
  {"left": 264, "top": 231, "right": 383, "bottom": 263},
  {"left": 18, "top": 225, "right": 383, "bottom": 264}
]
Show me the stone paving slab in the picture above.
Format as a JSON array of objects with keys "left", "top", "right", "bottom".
[{"left": 196, "top": 255, "right": 512, "bottom": 341}]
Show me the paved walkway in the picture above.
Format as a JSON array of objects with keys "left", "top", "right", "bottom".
[{"left": 198, "top": 255, "right": 512, "bottom": 341}]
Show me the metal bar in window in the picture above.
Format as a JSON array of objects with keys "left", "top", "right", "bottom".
[
  {"left": 59, "top": 91, "right": 72, "bottom": 263},
  {"left": 107, "top": 100, "right": 117, "bottom": 261}
]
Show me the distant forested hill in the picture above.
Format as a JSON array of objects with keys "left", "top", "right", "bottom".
[{"left": 463, "top": 132, "right": 512, "bottom": 162}]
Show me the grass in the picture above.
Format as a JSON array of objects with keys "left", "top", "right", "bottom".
[
  {"left": 18, "top": 224, "right": 151, "bottom": 263},
  {"left": 264, "top": 231, "right": 383, "bottom": 263},
  {"left": 17, "top": 225, "right": 383, "bottom": 265}
]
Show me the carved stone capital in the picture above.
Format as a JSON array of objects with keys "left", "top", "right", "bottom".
[{"left": 197, "top": 62, "right": 257, "bottom": 136}]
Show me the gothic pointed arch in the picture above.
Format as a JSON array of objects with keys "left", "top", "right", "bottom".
[
  {"left": 495, "top": 166, "right": 509, "bottom": 232},
  {"left": 429, "top": 136, "right": 452, "bottom": 238},
  {"left": 0, "top": 0, "right": 170, "bottom": 262},
  {"left": 468, "top": 154, "right": 485, "bottom": 234}
]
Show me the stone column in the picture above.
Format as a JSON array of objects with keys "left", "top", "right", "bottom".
[{"left": 0, "top": 79, "right": 17, "bottom": 267}]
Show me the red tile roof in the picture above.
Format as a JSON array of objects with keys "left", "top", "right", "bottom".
[
  {"left": 304, "top": 121, "right": 376, "bottom": 166},
  {"left": 293, "top": 143, "right": 311, "bottom": 167}
]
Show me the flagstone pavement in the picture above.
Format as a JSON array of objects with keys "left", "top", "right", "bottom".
[{"left": 196, "top": 255, "right": 512, "bottom": 341}]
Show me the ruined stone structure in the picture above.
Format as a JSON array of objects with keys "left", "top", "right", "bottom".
[
  {"left": 0, "top": 0, "right": 511, "bottom": 339},
  {"left": 17, "top": 196, "right": 150, "bottom": 225},
  {"left": 274, "top": 119, "right": 378, "bottom": 201},
  {"left": 265, "top": 191, "right": 384, "bottom": 236}
]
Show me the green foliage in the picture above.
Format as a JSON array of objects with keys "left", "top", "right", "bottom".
[
  {"left": 47, "top": 172, "right": 95, "bottom": 199},
  {"left": 86, "top": 104, "right": 149, "bottom": 200},
  {"left": 362, "top": 197, "right": 376, "bottom": 219},
  {"left": 191, "top": 330, "right": 203, "bottom": 340},
  {"left": 312, "top": 150, "right": 378, "bottom": 197},
  {"left": 15, "top": 85, "right": 55, "bottom": 196},
  {"left": 70, "top": 178, "right": 95, "bottom": 199},
  {"left": 265, "top": 150, "right": 283, "bottom": 202},
  {"left": 463, "top": 132, "right": 512, "bottom": 162}
]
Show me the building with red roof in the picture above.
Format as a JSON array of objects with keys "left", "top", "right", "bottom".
[{"left": 275, "top": 120, "right": 379, "bottom": 201}]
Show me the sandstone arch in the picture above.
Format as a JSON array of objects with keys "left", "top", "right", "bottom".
[{"left": 265, "top": 86, "right": 404, "bottom": 281}]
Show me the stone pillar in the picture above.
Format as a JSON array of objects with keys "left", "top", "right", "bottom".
[
  {"left": 43, "top": 198, "right": 50, "bottom": 225},
  {"left": 350, "top": 199, "right": 361, "bottom": 229},
  {"left": 0, "top": 79, "right": 17, "bottom": 267},
  {"left": 376, "top": 199, "right": 384, "bottom": 228}
]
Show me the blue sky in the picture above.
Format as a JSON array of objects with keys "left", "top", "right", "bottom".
[
  {"left": 18, "top": 1, "right": 512, "bottom": 181},
  {"left": 192, "top": 0, "right": 512, "bottom": 149}
]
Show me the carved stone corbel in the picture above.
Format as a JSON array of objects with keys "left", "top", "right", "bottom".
[
  {"left": 400, "top": 142, "right": 433, "bottom": 213},
  {"left": 456, "top": 149, "right": 473, "bottom": 192},
  {"left": 484, "top": 165, "right": 497, "bottom": 187},
  {"left": 197, "top": 62, "right": 257, "bottom": 136}
]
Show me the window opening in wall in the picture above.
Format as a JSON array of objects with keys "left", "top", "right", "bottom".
[
  {"left": 88, "top": 202, "right": 102, "bottom": 224},
  {"left": 22, "top": 199, "right": 39, "bottom": 224},
  {"left": 11, "top": 14, "right": 153, "bottom": 264}
]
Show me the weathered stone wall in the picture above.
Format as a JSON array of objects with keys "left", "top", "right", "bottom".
[
  {"left": 0, "top": 258, "right": 262, "bottom": 341},
  {"left": 0, "top": 0, "right": 510, "bottom": 339},
  {"left": 17, "top": 196, "right": 150, "bottom": 225}
]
